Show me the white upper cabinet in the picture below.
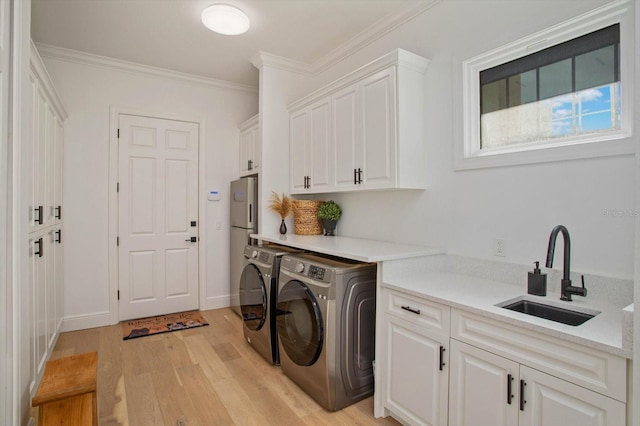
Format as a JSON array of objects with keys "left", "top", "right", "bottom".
[
  {"left": 239, "top": 114, "right": 260, "bottom": 177},
  {"left": 289, "top": 49, "right": 429, "bottom": 194},
  {"left": 290, "top": 98, "right": 332, "bottom": 192}
]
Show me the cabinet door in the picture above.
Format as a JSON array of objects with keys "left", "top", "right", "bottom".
[
  {"left": 54, "top": 227, "right": 64, "bottom": 332},
  {"left": 45, "top": 105, "right": 57, "bottom": 225},
  {"left": 449, "top": 339, "right": 519, "bottom": 426},
  {"left": 31, "top": 234, "right": 48, "bottom": 387},
  {"left": 519, "top": 366, "right": 625, "bottom": 426},
  {"left": 250, "top": 126, "right": 260, "bottom": 173},
  {"left": 384, "top": 315, "right": 448, "bottom": 426},
  {"left": 307, "top": 99, "right": 331, "bottom": 191},
  {"left": 239, "top": 126, "right": 254, "bottom": 176},
  {"left": 290, "top": 110, "right": 308, "bottom": 193},
  {"left": 53, "top": 118, "right": 64, "bottom": 224},
  {"left": 360, "top": 67, "right": 396, "bottom": 189},
  {"left": 30, "top": 79, "right": 48, "bottom": 232},
  {"left": 332, "top": 84, "right": 359, "bottom": 190}
]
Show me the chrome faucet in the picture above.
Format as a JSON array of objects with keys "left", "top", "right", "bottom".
[{"left": 545, "top": 225, "right": 586, "bottom": 301}]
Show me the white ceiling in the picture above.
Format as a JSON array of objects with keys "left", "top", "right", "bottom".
[{"left": 31, "top": 0, "right": 425, "bottom": 88}]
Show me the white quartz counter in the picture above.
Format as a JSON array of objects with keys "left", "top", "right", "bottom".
[
  {"left": 251, "top": 233, "right": 445, "bottom": 262},
  {"left": 383, "top": 272, "right": 632, "bottom": 358}
]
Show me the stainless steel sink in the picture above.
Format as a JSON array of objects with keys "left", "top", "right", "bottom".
[{"left": 497, "top": 297, "right": 600, "bottom": 326}]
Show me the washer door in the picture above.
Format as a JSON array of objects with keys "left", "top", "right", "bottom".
[
  {"left": 240, "top": 263, "right": 267, "bottom": 331},
  {"left": 276, "top": 280, "right": 323, "bottom": 366}
]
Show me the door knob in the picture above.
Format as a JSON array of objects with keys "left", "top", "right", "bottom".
[{"left": 185, "top": 236, "right": 197, "bottom": 242}]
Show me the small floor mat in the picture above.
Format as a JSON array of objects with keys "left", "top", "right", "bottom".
[{"left": 121, "top": 310, "right": 209, "bottom": 340}]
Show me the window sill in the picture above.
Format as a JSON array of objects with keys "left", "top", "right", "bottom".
[{"left": 453, "top": 132, "right": 634, "bottom": 171}]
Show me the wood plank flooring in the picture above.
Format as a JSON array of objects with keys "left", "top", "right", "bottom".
[{"left": 43, "top": 308, "right": 401, "bottom": 426}]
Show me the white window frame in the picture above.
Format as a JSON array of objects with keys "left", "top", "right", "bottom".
[{"left": 455, "top": 0, "right": 634, "bottom": 170}]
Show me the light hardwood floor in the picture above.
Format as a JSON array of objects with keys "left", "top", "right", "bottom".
[{"left": 42, "top": 308, "right": 401, "bottom": 426}]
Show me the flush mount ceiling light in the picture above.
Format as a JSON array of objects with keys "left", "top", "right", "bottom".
[{"left": 201, "top": 4, "right": 250, "bottom": 35}]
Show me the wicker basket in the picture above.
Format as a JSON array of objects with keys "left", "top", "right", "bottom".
[{"left": 292, "top": 200, "right": 323, "bottom": 235}]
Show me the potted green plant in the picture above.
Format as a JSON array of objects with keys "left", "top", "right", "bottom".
[{"left": 317, "top": 200, "right": 342, "bottom": 236}]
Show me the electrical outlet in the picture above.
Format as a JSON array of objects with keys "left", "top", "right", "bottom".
[{"left": 494, "top": 238, "right": 506, "bottom": 257}]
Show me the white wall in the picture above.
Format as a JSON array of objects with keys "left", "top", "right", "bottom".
[
  {"left": 40, "top": 56, "right": 257, "bottom": 328},
  {"left": 287, "top": 0, "right": 635, "bottom": 280},
  {"left": 255, "top": 61, "right": 312, "bottom": 235}
]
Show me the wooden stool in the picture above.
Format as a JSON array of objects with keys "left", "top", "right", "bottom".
[{"left": 32, "top": 352, "right": 98, "bottom": 426}]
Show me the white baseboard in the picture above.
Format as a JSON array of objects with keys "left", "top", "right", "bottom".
[
  {"left": 202, "top": 295, "right": 231, "bottom": 311},
  {"left": 61, "top": 298, "right": 233, "bottom": 332},
  {"left": 61, "top": 311, "right": 114, "bottom": 332}
]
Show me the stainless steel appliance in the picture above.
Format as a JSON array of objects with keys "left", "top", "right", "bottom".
[
  {"left": 230, "top": 177, "right": 257, "bottom": 316},
  {"left": 276, "top": 253, "right": 377, "bottom": 411},
  {"left": 240, "top": 244, "right": 302, "bottom": 364}
]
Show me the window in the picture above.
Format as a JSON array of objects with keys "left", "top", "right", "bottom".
[
  {"left": 457, "top": 1, "right": 633, "bottom": 170},
  {"left": 480, "top": 25, "right": 620, "bottom": 149}
]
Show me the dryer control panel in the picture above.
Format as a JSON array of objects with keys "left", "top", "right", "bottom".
[{"left": 294, "top": 262, "right": 327, "bottom": 281}]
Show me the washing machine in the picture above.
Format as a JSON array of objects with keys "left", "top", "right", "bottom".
[
  {"left": 276, "top": 253, "right": 377, "bottom": 411},
  {"left": 239, "top": 244, "right": 302, "bottom": 365}
]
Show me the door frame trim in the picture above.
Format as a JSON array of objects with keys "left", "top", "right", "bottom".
[{"left": 108, "top": 106, "right": 207, "bottom": 323}]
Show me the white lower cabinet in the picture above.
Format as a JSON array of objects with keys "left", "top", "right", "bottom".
[
  {"left": 519, "top": 365, "right": 625, "bottom": 426},
  {"left": 378, "top": 288, "right": 628, "bottom": 426},
  {"left": 382, "top": 288, "right": 449, "bottom": 426},
  {"left": 385, "top": 315, "right": 449, "bottom": 426},
  {"left": 449, "top": 339, "right": 519, "bottom": 426},
  {"left": 449, "top": 340, "right": 625, "bottom": 426}
]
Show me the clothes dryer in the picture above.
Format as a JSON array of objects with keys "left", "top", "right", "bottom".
[
  {"left": 240, "top": 244, "right": 302, "bottom": 365},
  {"left": 276, "top": 253, "right": 377, "bottom": 411}
]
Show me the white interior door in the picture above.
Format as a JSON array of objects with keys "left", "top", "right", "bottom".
[{"left": 118, "top": 114, "right": 199, "bottom": 321}]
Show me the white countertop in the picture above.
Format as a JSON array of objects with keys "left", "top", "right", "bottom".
[
  {"left": 251, "top": 233, "right": 445, "bottom": 262},
  {"left": 383, "top": 272, "right": 631, "bottom": 358}
]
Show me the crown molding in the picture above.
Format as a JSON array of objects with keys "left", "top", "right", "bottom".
[
  {"left": 34, "top": 43, "right": 258, "bottom": 95},
  {"left": 250, "top": 0, "right": 441, "bottom": 76},
  {"left": 30, "top": 40, "right": 68, "bottom": 120},
  {"left": 250, "top": 51, "right": 314, "bottom": 75},
  {"left": 311, "top": 0, "right": 440, "bottom": 74}
]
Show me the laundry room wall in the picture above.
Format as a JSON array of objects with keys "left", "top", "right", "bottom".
[
  {"left": 39, "top": 49, "right": 258, "bottom": 330},
  {"left": 282, "top": 0, "right": 636, "bottom": 280}
]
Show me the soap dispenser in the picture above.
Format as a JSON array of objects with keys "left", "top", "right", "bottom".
[{"left": 528, "top": 261, "right": 547, "bottom": 296}]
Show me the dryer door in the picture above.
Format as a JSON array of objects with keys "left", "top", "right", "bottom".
[
  {"left": 276, "top": 280, "right": 323, "bottom": 366},
  {"left": 240, "top": 263, "right": 267, "bottom": 331}
]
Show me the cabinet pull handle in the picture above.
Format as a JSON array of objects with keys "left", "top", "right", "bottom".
[
  {"left": 248, "top": 159, "right": 253, "bottom": 170},
  {"left": 353, "top": 168, "right": 357, "bottom": 184},
  {"left": 35, "top": 237, "right": 43, "bottom": 258},
  {"left": 55, "top": 229, "right": 62, "bottom": 244},
  {"left": 507, "top": 374, "right": 513, "bottom": 405},
  {"left": 400, "top": 305, "right": 420, "bottom": 315},
  {"left": 35, "top": 206, "right": 43, "bottom": 224},
  {"left": 55, "top": 205, "right": 62, "bottom": 219},
  {"left": 519, "top": 380, "right": 526, "bottom": 411},
  {"left": 439, "top": 346, "right": 446, "bottom": 371}
]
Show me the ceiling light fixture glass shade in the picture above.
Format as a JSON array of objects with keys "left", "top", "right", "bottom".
[{"left": 201, "top": 4, "right": 250, "bottom": 35}]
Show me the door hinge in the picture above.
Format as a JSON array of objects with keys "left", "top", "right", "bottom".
[
  {"left": 117, "top": 236, "right": 120, "bottom": 246},
  {"left": 117, "top": 290, "right": 120, "bottom": 300},
  {"left": 117, "top": 128, "right": 120, "bottom": 138}
]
